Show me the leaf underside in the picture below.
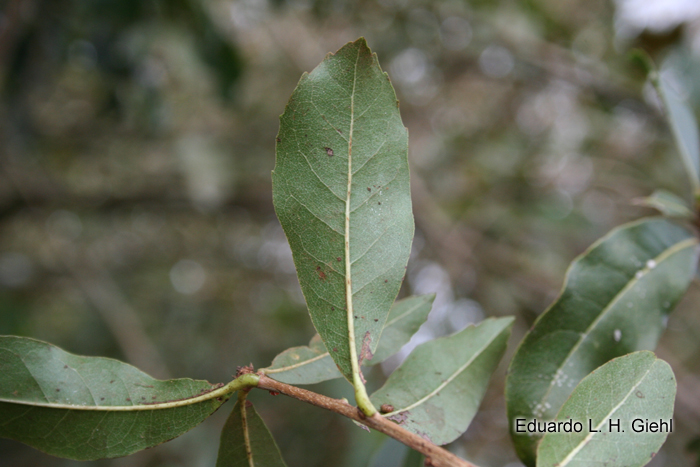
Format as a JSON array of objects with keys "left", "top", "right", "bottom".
[
  {"left": 272, "top": 37, "right": 413, "bottom": 382},
  {"left": 370, "top": 317, "right": 514, "bottom": 445},
  {"left": 261, "top": 295, "right": 434, "bottom": 385},
  {"left": 216, "top": 399, "right": 287, "bottom": 467},
  {"left": 0, "top": 336, "right": 229, "bottom": 460},
  {"left": 537, "top": 351, "right": 676, "bottom": 467},
  {"left": 506, "top": 218, "right": 698, "bottom": 467}
]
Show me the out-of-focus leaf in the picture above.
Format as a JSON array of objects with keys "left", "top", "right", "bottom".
[
  {"left": 370, "top": 317, "right": 514, "bottom": 445},
  {"left": 261, "top": 334, "right": 341, "bottom": 385},
  {"left": 506, "top": 218, "right": 698, "bottom": 467},
  {"left": 635, "top": 189, "right": 693, "bottom": 218},
  {"left": 272, "top": 38, "right": 413, "bottom": 383},
  {"left": 368, "top": 294, "right": 434, "bottom": 365},
  {"left": 216, "top": 397, "right": 287, "bottom": 467},
  {"left": 368, "top": 438, "right": 424, "bottom": 467},
  {"left": 537, "top": 351, "right": 676, "bottom": 467},
  {"left": 654, "top": 71, "right": 700, "bottom": 193},
  {"left": 402, "top": 448, "right": 424, "bottom": 467},
  {"left": 0, "top": 336, "right": 231, "bottom": 460},
  {"left": 260, "top": 295, "right": 434, "bottom": 384}
]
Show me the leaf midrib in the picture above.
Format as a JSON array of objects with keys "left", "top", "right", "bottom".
[
  {"left": 534, "top": 237, "right": 696, "bottom": 415},
  {"left": 242, "top": 402, "right": 255, "bottom": 467},
  {"left": 262, "top": 351, "right": 329, "bottom": 374},
  {"left": 344, "top": 45, "right": 361, "bottom": 381},
  {"left": 0, "top": 384, "right": 230, "bottom": 411}
]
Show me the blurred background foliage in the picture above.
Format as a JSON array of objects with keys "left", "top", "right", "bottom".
[{"left": 1, "top": 0, "right": 700, "bottom": 466}]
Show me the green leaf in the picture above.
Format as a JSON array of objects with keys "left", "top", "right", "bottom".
[
  {"left": 635, "top": 189, "right": 694, "bottom": 218},
  {"left": 216, "top": 396, "right": 287, "bottom": 467},
  {"left": 369, "top": 294, "right": 435, "bottom": 365},
  {"left": 370, "top": 317, "right": 514, "bottom": 445},
  {"left": 260, "top": 295, "right": 434, "bottom": 384},
  {"left": 272, "top": 38, "right": 413, "bottom": 391},
  {"left": 261, "top": 334, "right": 341, "bottom": 385},
  {"left": 536, "top": 351, "right": 676, "bottom": 467},
  {"left": 506, "top": 218, "right": 698, "bottom": 467},
  {"left": 654, "top": 71, "right": 700, "bottom": 194},
  {"left": 0, "top": 336, "right": 233, "bottom": 460}
]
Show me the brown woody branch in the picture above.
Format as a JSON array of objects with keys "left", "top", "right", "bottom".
[{"left": 256, "top": 374, "right": 477, "bottom": 467}]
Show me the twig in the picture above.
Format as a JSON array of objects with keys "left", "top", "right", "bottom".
[{"left": 256, "top": 374, "right": 477, "bottom": 467}]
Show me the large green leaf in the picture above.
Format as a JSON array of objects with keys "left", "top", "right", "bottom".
[
  {"left": 260, "top": 295, "right": 433, "bottom": 384},
  {"left": 272, "top": 37, "right": 413, "bottom": 384},
  {"left": 654, "top": 71, "right": 700, "bottom": 193},
  {"left": 536, "top": 351, "right": 676, "bottom": 467},
  {"left": 216, "top": 396, "right": 287, "bottom": 467},
  {"left": 0, "top": 336, "right": 232, "bottom": 460},
  {"left": 370, "top": 317, "right": 513, "bottom": 445},
  {"left": 506, "top": 218, "right": 698, "bottom": 467}
]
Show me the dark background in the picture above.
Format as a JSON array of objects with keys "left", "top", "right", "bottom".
[{"left": 1, "top": 0, "right": 699, "bottom": 466}]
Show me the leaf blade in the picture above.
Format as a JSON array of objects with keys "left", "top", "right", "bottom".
[
  {"left": 261, "top": 335, "right": 341, "bottom": 385},
  {"left": 506, "top": 218, "right": 698, "bottom": 466},
  {"left": 536, "top": 351, "right": 676, "bottom": 467},
  {"left": 370, "top": 317, "right": 514, "bottom": 445},
  {"left": 272, "top": 37, "right": 413, "bottom": 385},
  {"left": 0, "top": 336, "right": 230, "bottom": 460},
  {"left": 216, "top": 397, "right": 287, "bottom": 467}
]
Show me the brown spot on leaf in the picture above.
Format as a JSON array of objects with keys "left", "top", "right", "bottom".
[
  {"left": 126, "top": 398, "right": 131, "bottom": 401},
  {"left": 374, "top": 319, "right": 378, "bottom": 322},
  {"left": 378, "top": 202, "right": 381, "bottom": 205},
  {"left": 359, "top": 331, "right": 374, "bottom": 366},
  {"left": 367, "top": 187, "right": 371, "bottom": 192},
  {"left": 384, "top": 279, "right": 388, "bottom": 283},
  {"left": 387, "top": 411, "right": 409, "bottom": 424},
  {"left": 333, "top": 347, "right": 338, "bottom": 352},
  {"left": 55, "top": 388, "right": 60, "bottom": 392},
  {"left": 100, "top": 397, "right": 105, "bottom": 401},
  {"left": 336, "top": 257, "right": 342, "bottom": 261},
  {"left": 380, "top": 404, "right": 394, "bottom": 413},
  {"left": 268, "top": 390, "right": 280, "bottom": 396},
  {"left": 276, "top": 137, "right": 281, "bottom": 143},
  {"left": 63, "top": 365, "right": 68, "bottom": 369},
  {"left": 325, "top": 147, "right": 334, "bottom": 157},
  {"left": 331, "top": 306, "right": 335, "bottom": 311},
  {"left": 316, "top": 266, "right": 327, "bottom": 281},
  {"left": 636, "top": 390, "right": 645, "bottom": 399}
]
